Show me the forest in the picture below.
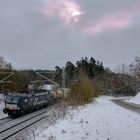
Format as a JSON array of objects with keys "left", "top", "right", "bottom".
[{"left": 0, "top": 56, "right": 139, "bottom": 96}]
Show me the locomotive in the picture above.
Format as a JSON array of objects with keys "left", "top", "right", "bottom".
[{"left": 3, "top": 91, "right": 55, "bottom": 117}]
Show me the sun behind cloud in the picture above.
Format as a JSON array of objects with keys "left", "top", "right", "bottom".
[
  {"left": 42, "top": 0, "right": 83, "bottom": 25},
  {"left": 41, "top": 0, "right": 140, "bottom": 37}
]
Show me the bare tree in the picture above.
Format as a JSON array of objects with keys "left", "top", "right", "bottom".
[
  {"left": 0, "top": 56, "right": 12, "bottom": 70},
  {"left": 114, "top": 63, "right": 129, "bottom": 74},
  {"left": 129, "top": 56, "right": 140, "bottom": 80},
  {"left": 0, "top": 56, "right": 4, "bottom": 68}
]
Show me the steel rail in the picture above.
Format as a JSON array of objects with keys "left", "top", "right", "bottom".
[
  {"left": 0, "top": 104, "right": 58, "bottom": 140},
  {"left": 0, "top": 117, "right": 13, "bottom": 125}
]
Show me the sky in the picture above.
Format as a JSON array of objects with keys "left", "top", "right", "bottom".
[{"left": 0, "top": 0, "right": 140, "bottom": 70}]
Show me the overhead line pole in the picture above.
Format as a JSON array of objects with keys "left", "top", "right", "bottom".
[
  {"left": 0, "top": 72, "right": 14, "bottom": 83},
  {"left": 62, "top": 67, "right": 66, "bottom": 88},
  {"left": 36, "top": 72, "right": 59, "bottom": 86}
]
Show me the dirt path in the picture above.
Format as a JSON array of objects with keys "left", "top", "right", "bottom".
[{"left": 112, "top": 99, "right": 140, "bottom": 114}]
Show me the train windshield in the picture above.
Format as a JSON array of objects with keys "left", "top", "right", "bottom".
[{"left": 6, "top": 96, "right": 19, "bottom": 104}]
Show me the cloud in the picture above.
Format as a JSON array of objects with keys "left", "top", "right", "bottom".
[
  {"left": 83, "top": 4, "right": 140, "bottom": 36},
  {"left": 83, "top": 14, "right": 132, "bottom": 36},
  {"left": 42, "top": 0, "right": 83, "bottom": 25},
  {"left": 41, "top": 1, "right": 140, "bottom": 36}
]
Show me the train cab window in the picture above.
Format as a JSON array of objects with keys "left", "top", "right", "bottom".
[
  {"left": 6, "top": 96, "right": 12, "bottom": 103},
  {"left": 6, "top": 96, "right": 19, "bottom": 104},
  {"left": 12, "top": 97, "right": 19, "bottom": 104}
]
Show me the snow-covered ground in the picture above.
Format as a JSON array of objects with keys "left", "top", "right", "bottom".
[
  {"left": 0, "top": 94, "right": 7, "bottom": 119},
  {"left": 126, "top": 92, "right": 140, "bottom": 105},
  {"left": 34, "top": 96, "right": 140, "bottom": 140}
]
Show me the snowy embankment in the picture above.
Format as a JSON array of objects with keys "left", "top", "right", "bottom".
[
  {"left": 34, "top": 96, "right": 140, "bottom": 140},
  {"left": 126, "top": 92, "right": 140, "bottom": 105},
  {"left": 0, "top": 94, "right": 7, "bottom": 119}
]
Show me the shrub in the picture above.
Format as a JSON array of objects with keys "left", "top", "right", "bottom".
[{"left": 68, "top": 75, "right": 100, "bottom": 106}]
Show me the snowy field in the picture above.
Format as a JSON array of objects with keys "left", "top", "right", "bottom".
[
  {"left": 0, "top": 94, "right": 7, "bottom": 119},
  {"left": 34, "top": 96, "right": 140, "bottom": 140}
]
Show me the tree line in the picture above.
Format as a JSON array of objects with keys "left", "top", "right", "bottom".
[{"left": 0, "top": 56, "right": 139, "bottom": 96}]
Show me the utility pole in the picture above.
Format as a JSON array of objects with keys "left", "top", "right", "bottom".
[{"left": 62, "top": 67, "right": 66, "bottom": 88}]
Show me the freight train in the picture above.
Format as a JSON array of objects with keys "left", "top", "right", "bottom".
[{"left": 3, "top": 91, "right": 55, "bottom": 117}]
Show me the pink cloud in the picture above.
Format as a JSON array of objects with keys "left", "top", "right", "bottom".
[
  {"left": 83, "top": 4, "right": 140, "bottom": 36},
  {"left": 42, "top": 0, "right": 83, "bottom": 25},
  {"left": 41, "top": 1, "right": 140, "bottom": 36},
  {"left": 84, "top": 14, "right": 132, "bottom": 36}
]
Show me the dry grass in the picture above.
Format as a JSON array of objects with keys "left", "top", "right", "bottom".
[{"left": 68, "top": 75, "right": 100, "bottom": 106}]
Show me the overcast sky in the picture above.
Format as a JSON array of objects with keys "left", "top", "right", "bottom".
[{"left": 0, "top": 0, "right": 140, "bottom": 70}]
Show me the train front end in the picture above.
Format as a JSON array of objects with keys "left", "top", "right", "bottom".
[{"left": 3, "top": 95, "right": 21, "bottom": 116}]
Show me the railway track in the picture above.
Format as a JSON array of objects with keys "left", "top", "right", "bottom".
[
  {"left": 0, "top": 104, "right": 57, "bottom": 140},
  {"left": 0, "top": 117, "right": 13, "bottom": 125}
]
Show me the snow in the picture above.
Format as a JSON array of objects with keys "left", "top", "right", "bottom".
[
  {"left": 34, "top": 96, "right": 140, "bottom": 140},
  {"left": 126, "top": 92, "right": 140, "bottom": 105},
  {"left": 0, "top": 94, "right": 7, "bottom": 119}
]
